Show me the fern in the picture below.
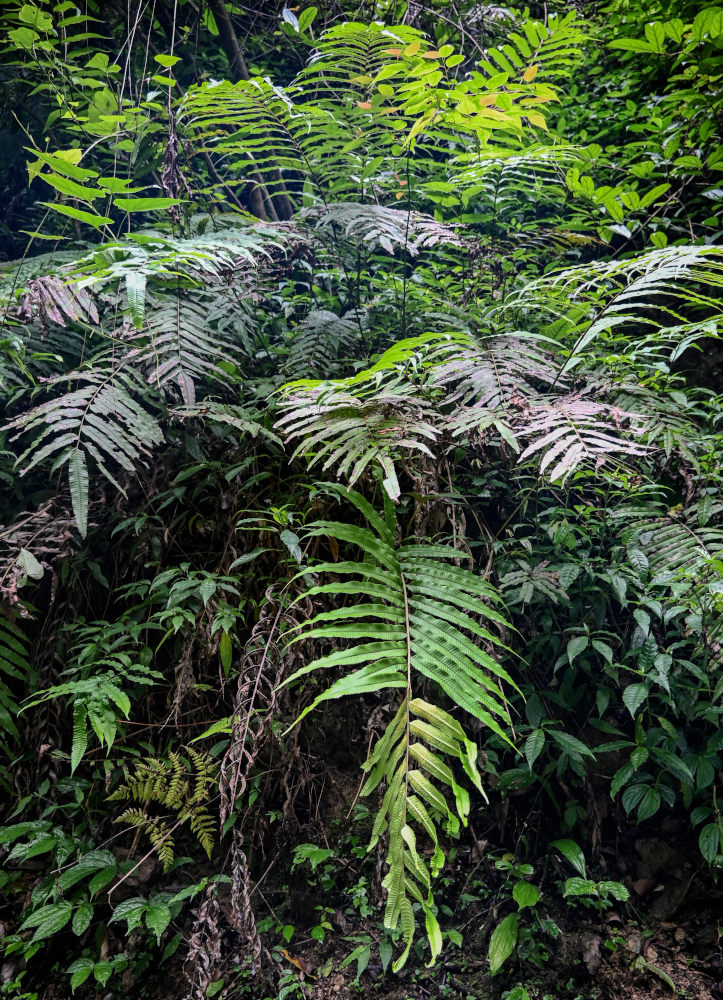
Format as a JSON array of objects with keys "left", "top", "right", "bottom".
[
  {"left": 109, "top": 748, "right": 217, "bottom": 871},
  {"left": 303, "top": 203, "right": 463, "bottom": 257},
  {"left": 277, "top": 377, "right": 439, "bottom": 501},
  {"left": 505, "top": 244, "right": 723, "bottom": 368},
  {"left": 171, "top": 401, "right": 281, "bottom": 445},
  {"left": 7, "top": 365, "right": 164, "bottom": 536},
  {"left": 0, "top": 614, "right": 29, "bottom": 752},
  {"left": 24, "top": 644, "right": 163, "bottom": 774},
  {"left": 281, "top": 486, "right": 515, "bottom": 967},
  {"left": 515, "top": 397, "right": 650, "bottom": 483},
  {"left": 445, "top": 145, "right": 582, "bottom": 222},
  {"left": 427, "top": 330, "right": 560, "bottom": 416},
  {"left": 130, "top": 293, "right": 252, "bottom": 405},
  {"left": 621, "top": 500, "right": 723, "bottom": 661},
  {"left": 284, "top": 309, "right": 361, "bottom": 378}
]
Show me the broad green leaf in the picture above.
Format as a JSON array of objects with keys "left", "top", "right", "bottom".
[
  {"left": 145, "top": 900, "right": 172, "bottom": 942},
  {"left": 112, "top": 197, "right": 181, "bottom": 212},
  {"left": 72, "top": 901, "right": 93, "bottom": 936},
  {"left": 699, "top": 823, "right": 720, "bottom": 864},
  {"left": 20, "top": 901, "right": 73, "bottom": 941},
  {"left": 551, "top": 839, "right": 586, "bottom": 877},
  {"left": 40, "top": 202, "right": 113, "bottom": 228},
  {"left": 636, "top": 786, "right": 660, "bottom": 822},
  {"left": 563, "top": 877, "right": 597, "bottom": 897},
  {"left": 512, "top": 881, "right": 540, "bottom": 910},
  {"left": 525, "top": 729, "right": 545, "bottom": 771},
  {"left": 567, "top": 635, "right": 588, "bottom": 663},
  {"left": 108, "top": 896, "right": 147, "bottom": 933},
  {"left": 622, "top": 683, "right": 648, "bottom": 719},
  {"left": 59, "top": 849, "right": 116, "bottom": 890},
  {"left": 39, "top": 172, "right": 103, "bottom": 201},
  {"left": 67, "top": 957, "right": 94, "bottom": 991},
  {"left": 488, "top": 913, "right": 518, "bottom": 974},
  {"left": 198, "top": 579, "right": 217, "bottom": 607},
  {"left": 549, "top": 730, "right": 595, "bottom": 760}
]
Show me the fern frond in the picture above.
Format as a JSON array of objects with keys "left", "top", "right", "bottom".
[
  {"left": 506, "top": 245, "right": 723, "bottom": 367},
  {"left": 427, "top": 332, "right": 559, "bottom": 431},
  {"left": 0, "top": 615, "right": 28, "bottom": 746},
  {"left": 302, "top": 203, "right": 463, "bottom": 257},
  {"left": 7, "top": 365, "right": 164, "bottom": 536},
  {"left": 284, "top": 309, "right": 361, "bottom": 378},
  {"left": 109, "top": 748, "right": 218, "bottom": 873},
  {"left": 277, "top": 379, "right": 439, "bottom": 501},
  {"left": 129, "top": 293, "right": 251, "bottom": 405},
  {"left": 283, "top": 486, "right": 514, "bottom": 968},
  {"left": 446, "top": 144, "right": 582, "bottom": 221},
  {"left": 171, "top": 402, "right": 281, "bottom": 446},
  {"left": 515, "top": 397, "right": 649, "bottom": 483},
  {"left": 622, "top": 501, "right": 723, "bottom": 656}
]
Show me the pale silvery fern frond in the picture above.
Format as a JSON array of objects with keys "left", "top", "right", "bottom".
[
  {"left": 504, "top": 244, "right": 723, "bottom": 370},
  {"left": 6, "top": 365, "right": 164, "bottom": 536},
  {"left": 514, "top": 397, "right": 649, "bottom": 483},
  {"left": 277, "top": 377, "right": 439, "bottom": 501},
  {"left": 427, "top": 331, "right": 560, "bottom": 417},
  {"left": 302, "top": 203, "right": 463, "bottom": 257}
]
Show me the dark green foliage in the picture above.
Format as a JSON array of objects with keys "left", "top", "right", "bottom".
[{"left": 0, "top": 1, "right": 721, "bottom": 997}]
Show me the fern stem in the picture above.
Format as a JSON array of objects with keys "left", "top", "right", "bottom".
[{"left": 401, "top": 571, "right": 412, "bottom": 807}]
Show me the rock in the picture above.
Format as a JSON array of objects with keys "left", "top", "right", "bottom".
[{"left": 582, "top": 932, "right": 602, "bottom": 975}]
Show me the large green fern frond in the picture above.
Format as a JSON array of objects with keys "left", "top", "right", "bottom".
[
  {"left": 504, "top": 245, "right": 723, "bottom": 370},
  {"left": 130, "top": 293, "right": 252, "bottom": 405},
  {"left": 281, "top": 486, "right": 515, "bottom": 968}
]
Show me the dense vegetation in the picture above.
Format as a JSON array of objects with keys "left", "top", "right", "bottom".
[{"left": 0, "top": 1, "right": 722, "bottom": 998}]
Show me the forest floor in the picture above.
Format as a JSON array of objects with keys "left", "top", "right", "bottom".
[
  {"left": 132, "top": 781, "right": 723, "bottom": 1000},
  {"left": 8, "top": 739, "right": 723, "bottom": 1000}
]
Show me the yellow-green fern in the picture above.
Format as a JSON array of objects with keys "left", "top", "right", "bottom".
[{"left": 109, "top": 747, "right": 217, "bottom": 871}]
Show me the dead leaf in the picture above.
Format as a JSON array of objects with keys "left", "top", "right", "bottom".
[{"left": 279, "top": 948, "right": 317, "bottom": 979}]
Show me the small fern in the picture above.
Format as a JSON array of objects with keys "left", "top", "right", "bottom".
[{"left": 109, "top": 747, "right": 217, "bottom": 872}]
